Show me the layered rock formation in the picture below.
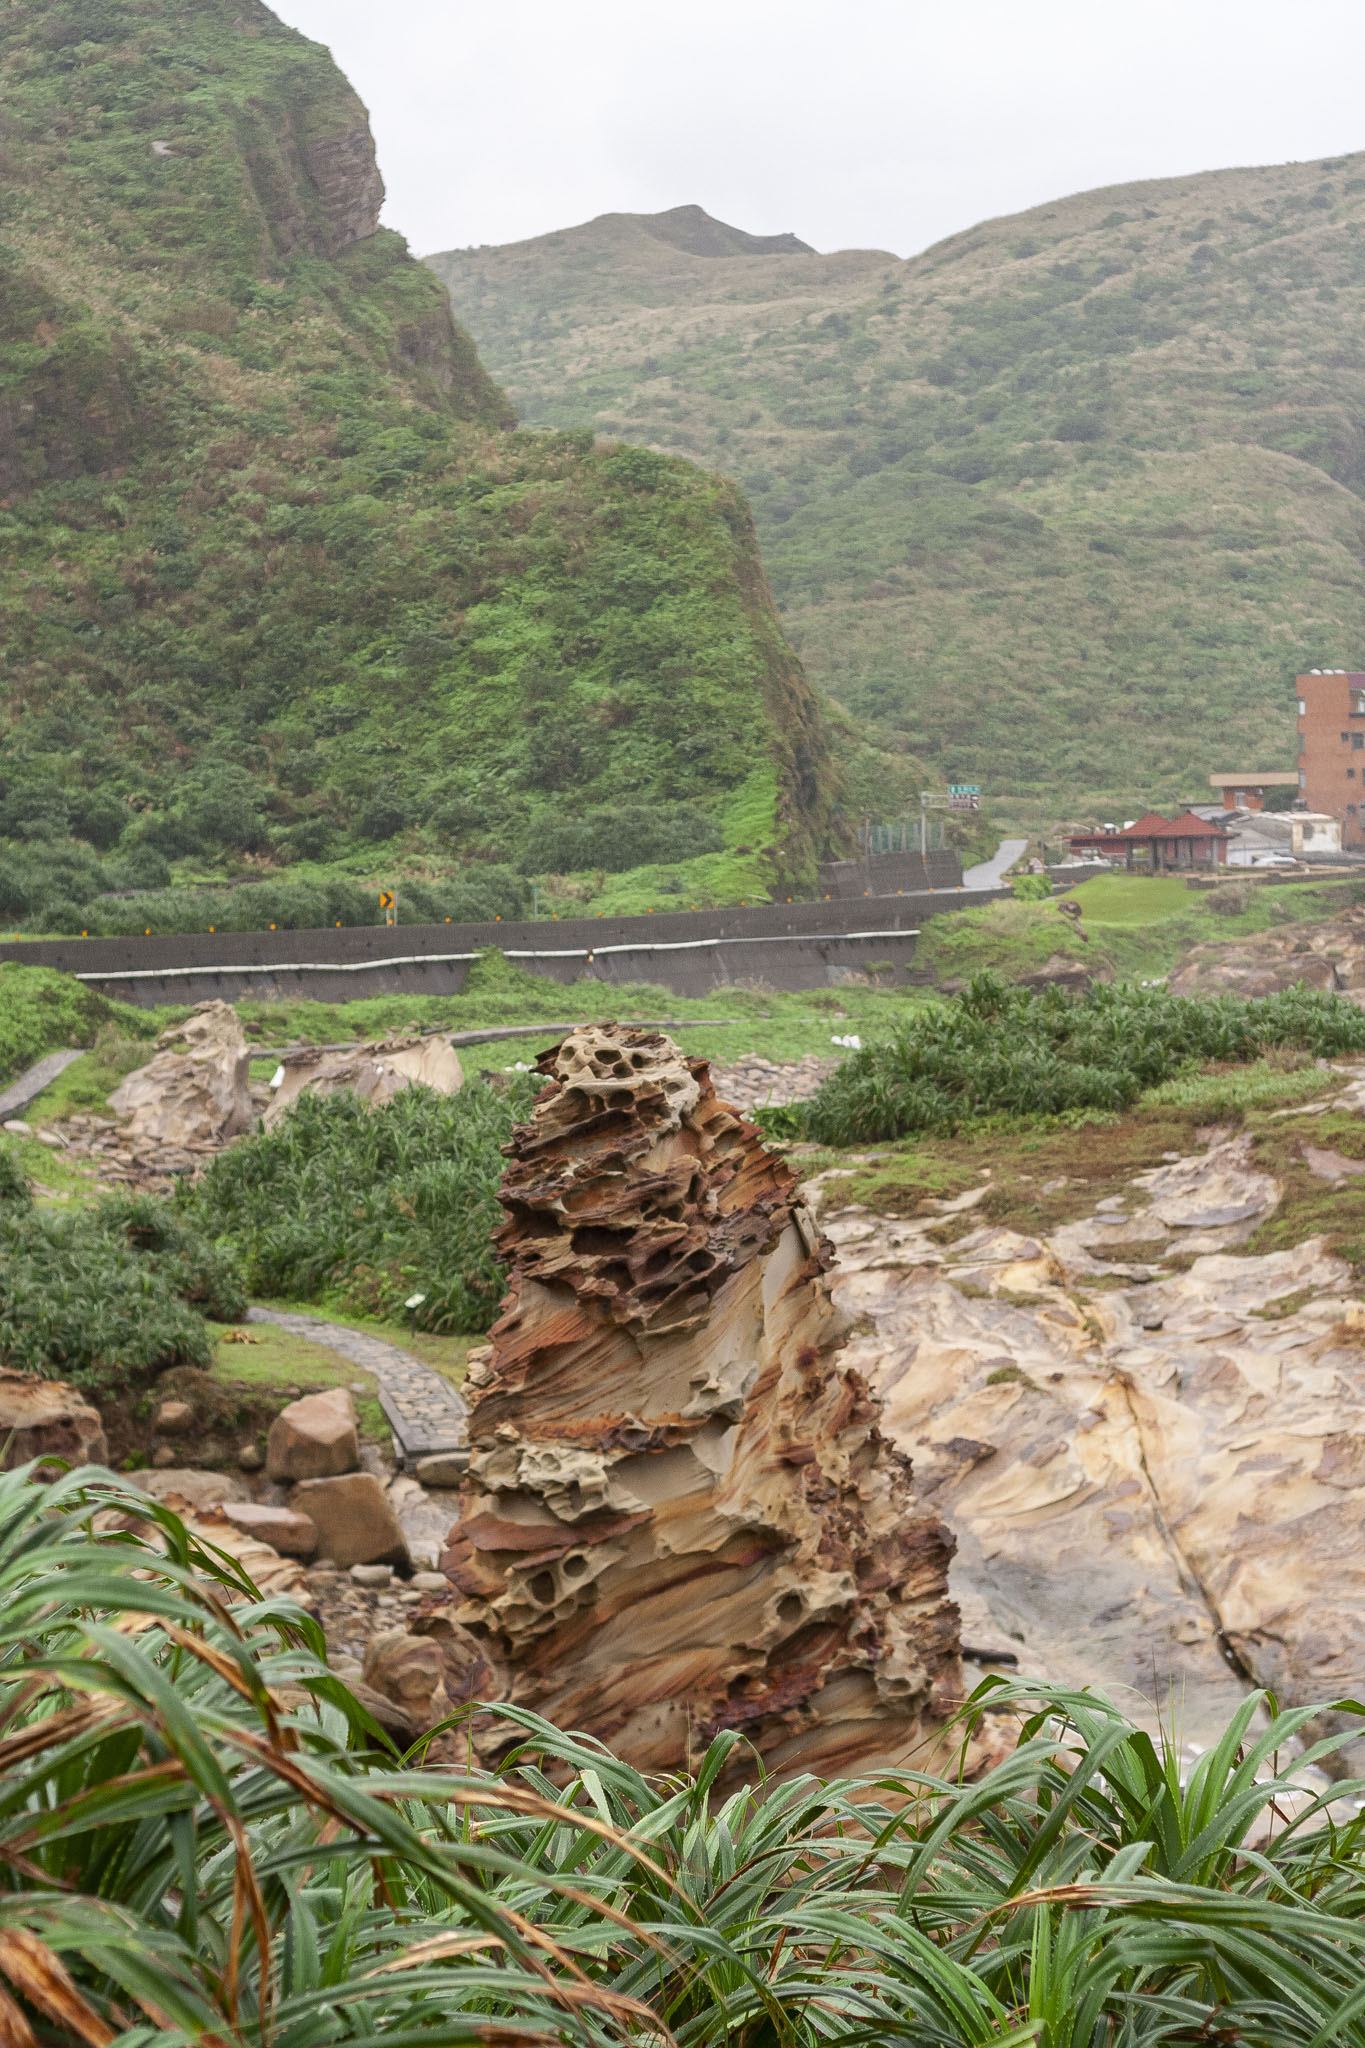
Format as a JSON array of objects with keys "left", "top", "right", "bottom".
[
  {"left": 442, "top": 1025, "right": 959, "bottom": 1776},
  {"left": 263, "top": 1036, "right": 464, "bottom": 1131},
  {"left": 816, "top": 1091, "right": 1365, "bottom": 1748},
  {"left": 1169, "top": 901, "right": 1365, "bottom": 999}
]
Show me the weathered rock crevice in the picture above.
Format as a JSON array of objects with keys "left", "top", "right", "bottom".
[{"left": 442, "top": 1025, "right": 960, "bottom": 1776}]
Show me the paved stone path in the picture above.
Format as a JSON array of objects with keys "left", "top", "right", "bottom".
[
  {"left": 0, "top": 1048, "right": 86, "bottom": 1121},
  {"left": 245, "top": 1306, "right": 467, "bottom": 1465}
]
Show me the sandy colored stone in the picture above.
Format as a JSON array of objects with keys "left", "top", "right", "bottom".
[
  {"left": 138, "top": 1468, "right": 250, "bottom": 1507},
  {"left": 824, "top": 1121, "right": 1365, "bottom": 1748},
  {"left": 362, "top": 1629, "right": 449, "bottom": 1728},
  {"left": 0, "top": 1371, "right": 107, "bottom": 1471},
  {"left": 219, "top": 1501, "right": 318, "bottom": 1557},
  {"left": 266, "top": 1387, "right": 358, "bottom": 1481},
  {"left": 263, "top": 1036, "right": 463, "bottom": 1131},
  {"left": 289, "top": 1471, "right": 410, "bottom": 1569},
  {"left": 107, "top": 1000, "right": 252, "bottom": 1147},
  {"left": 154, "top": 1399, "right": 194, "bottom": 1436},
  {"left": 443, "top": 1025, "right": 960, "bottom": 1779}
]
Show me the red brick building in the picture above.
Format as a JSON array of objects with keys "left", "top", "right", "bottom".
[{"left": 1297, "top": 671, "right": 1365, "bottom": 848}]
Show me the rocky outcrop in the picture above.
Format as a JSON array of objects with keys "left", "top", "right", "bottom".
[
  {"left": 818, "top": 1104, "right": 1365, "bottom": 1748},
  {"left": 442, "top": 1025, "right": 960, "bottom": 1777},
  {"left": 0, "top": 1373, "right": 107, "bottom": 1472},
  {"left": 264, "top": 1036, "right": 463, "bottom": 1131},
  {"left": 302, "top": 124, "right": 384, "bottom": 255},
  {"left": 1169, "top": 903, "right": 1365, "bottom": 1000},
  {"left": 107, "top": 1001, "right": 253, "bottom": 1148}
]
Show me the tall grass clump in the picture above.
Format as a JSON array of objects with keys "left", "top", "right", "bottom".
[
  {"left": 191, "top": 1077, "right": 536, "bottom": 1332},
  {"left": 803, "top": 971, "right": 1365, "bottom": 1144},
  {"left": 0, "top": 1168, "right": 244, "bottom": 1389},
  {"left": 11, "top": 1463, "right": 1365, "bottom": 2045}
]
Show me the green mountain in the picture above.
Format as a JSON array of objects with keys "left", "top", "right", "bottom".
[
  {"left": 0, "top": 3, "right": 837, "bottom": 935},
  {"left": 431, "top": 164, "right": 1365, "bottom": 815}
]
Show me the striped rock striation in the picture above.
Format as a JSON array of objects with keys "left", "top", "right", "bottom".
[{"left": 441, "top": 1024, "right": 959, "bottom": 1774}]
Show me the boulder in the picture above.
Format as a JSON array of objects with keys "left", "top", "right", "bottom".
[
  {"left": 288, "top": 1471, "right": 410, "bottom": 1569},
  {"left": 264, "top": 1036, "right": 463, "bottom": 1131},
  {"left": 362, "top": 1629, "right": 449, "bottom": 1729},
  {"left": 138, "top": 1468, "right": 250, "bottom": 1507},
  {"left": 107, "top": 1000, "right": 253, "bottom": 1147},
  {"left": 266, "top": 1387, "right": 358, "bottom": 1481},
  {"left": 154, "top": 1399, "right": 194, "bottom": 1436},
  {"left": 0, "top": 1372, "right": 107, "bottom": 1472},
  {"left": 219, "top": 1501, "right": 318, "bottom": 1557}
]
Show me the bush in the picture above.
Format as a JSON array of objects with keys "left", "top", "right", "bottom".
[
  {"left": 801, "top": 971, "right": 1365, "bottom": 1144},
  {"left": 524, "top": 801, "right": 724, "bottom": 876},
  {"left": 10, "top": 1477, "right": 1365, "bottom": 2048},
  {"left": 191, "top": 1076, "right": 537, "bottom": 1332},
  {"left": 1207, "top": 879, "right": 1254, "bottom": 916},
  {"left": 0, "top": 1171, "right": 245, "bottom": 1391},
  {"left": 1010, "top": 871, "right": 1053, "bottom": 901}
]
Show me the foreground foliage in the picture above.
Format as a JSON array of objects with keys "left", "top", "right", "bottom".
[
  {"left": 191, "top": 1078, "right": 536, "bottom": 1332},
  {"left": 801, "top": 971, "right": 1365, "bottom": 1144},
  {"left": 9, "top": 1462, "right": 1365, "bottom": 2045},
  {"left": 0, "top": 1168, "right": 244, "bottom": 1390}
]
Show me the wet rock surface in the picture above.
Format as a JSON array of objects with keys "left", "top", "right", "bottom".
[
  {"left": 442, "top": 1025, "right": 961, "bottom": 1778},
  {"left": 818, "top": 1112, "right": 1365, "bottom": 1744}
]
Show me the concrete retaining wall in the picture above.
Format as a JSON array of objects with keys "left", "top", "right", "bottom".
[{"left": 0, "top": 887, "right": 1004, "bottom": 1006}]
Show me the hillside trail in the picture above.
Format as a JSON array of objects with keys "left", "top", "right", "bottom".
[
  {"left": 815, "top": 1076, "right": 1365, "bottom": 1761},
  {"left": 964, "top": 838, "right": 1028, "bottom": 889},
  {"left": 244, "top": 1307, "right": 467, "bottom": 1469}
]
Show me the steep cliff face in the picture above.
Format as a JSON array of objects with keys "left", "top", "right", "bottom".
[
  {"left": 0, "top": 0, "right": 838, "bottom": 891},
  {"left": 443, "top": 1027, "right": 960, "bottom": 1777}
]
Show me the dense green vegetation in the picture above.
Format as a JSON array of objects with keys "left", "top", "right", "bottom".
[
  {"left": 0, "top": 962, "right": 142, "bottom": 1083},
  {"left": 191, "top": 1077, "right": 536, "bottom": 1332},
  {"left": 433, "top": 166, "right": 1365, "bottom": 812},
  {"left": 0, "top": 1160, "right": 243, "bottom": 1390},
  {"left": 11, "top": 1466, "right": 1365, "bottom": 2044},
  {"left": 0, "top": 1, "right": 839, "bottom": 937},
  {"left": 799, "top": 972, "right": 1365, "bottom": 1143}
]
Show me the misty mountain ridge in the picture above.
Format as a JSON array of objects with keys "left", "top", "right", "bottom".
[{"left": 431, "top": 151, "right": 1365, "bottom": 813}]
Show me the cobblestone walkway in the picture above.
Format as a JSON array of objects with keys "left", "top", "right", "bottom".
[{"left": 245, "top": 1307, "right": 467, "bottom": 1465}]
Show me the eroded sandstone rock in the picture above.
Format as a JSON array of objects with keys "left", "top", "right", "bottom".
[
  {"left": 263, "top": 1036, "right": 463, "bottom": 1131},
  {"left": 220, "top": 1501, "right": 319, "bottom": 1558},
  {"left": 107, "top": 1000, "right": 252, "bottom": 1147},
  {"left": 0, "top": 1372, "right": 107, "bottom": 1471},
  {"left": 442, "top": 1025, "right": 960, "bottom": 1777},
  {"left": 823, "top": 1125, "right": 1365, "bottom": 1748}
]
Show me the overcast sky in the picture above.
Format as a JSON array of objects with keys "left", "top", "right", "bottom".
[{"left": 273, "top": 0, "right": 1365, "bottom": 260}]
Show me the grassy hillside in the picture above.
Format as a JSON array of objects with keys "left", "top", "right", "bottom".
[
  {"left": 0, "top": 3, "right": 840, "bottom": 936},
  {"left": 431, "top": 163, "right": 1365, "bottom": 815}
]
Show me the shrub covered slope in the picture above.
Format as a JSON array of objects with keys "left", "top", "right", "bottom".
[
  {"left": 12, "top": 1465, "right": 1365, "bottom": 2045},
  {"left": 0, "top": 2, "right": 839, "bottom": 933},
  {"left": 432, "top": 168, "right": 1365, "bottom": 810},
  {"left": 190, "top": 1076, "right": 536, "bottom": 1332},
  {"left": 799, "top": 971, "right": 1365, "bottom": 1144}
]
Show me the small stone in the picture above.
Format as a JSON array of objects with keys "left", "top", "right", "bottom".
[
  {"left": 237, "top": 1442, "right": 264, "bottom": 1471},
  {"left": 35, "top": 1130, "right": 65, "bottom": 1148},
  {"left": 413, "top": 1449, "right": 469, "bottom": 1486},
  {"left": 409, "top": 1569, "right": 449, "bottom": 1592},
  {"left": 2, "top": 1120, "right": 31, "bottom": 1136},
  {"left": 154, "top": 1399, "right": 194, "bottom": 1436},
  {"left": 350, "top": 1562, "right": 392, "bottom": 1587},
  {"left": 151, "top": 1445, "right": 179, "bottom": 1468}
]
